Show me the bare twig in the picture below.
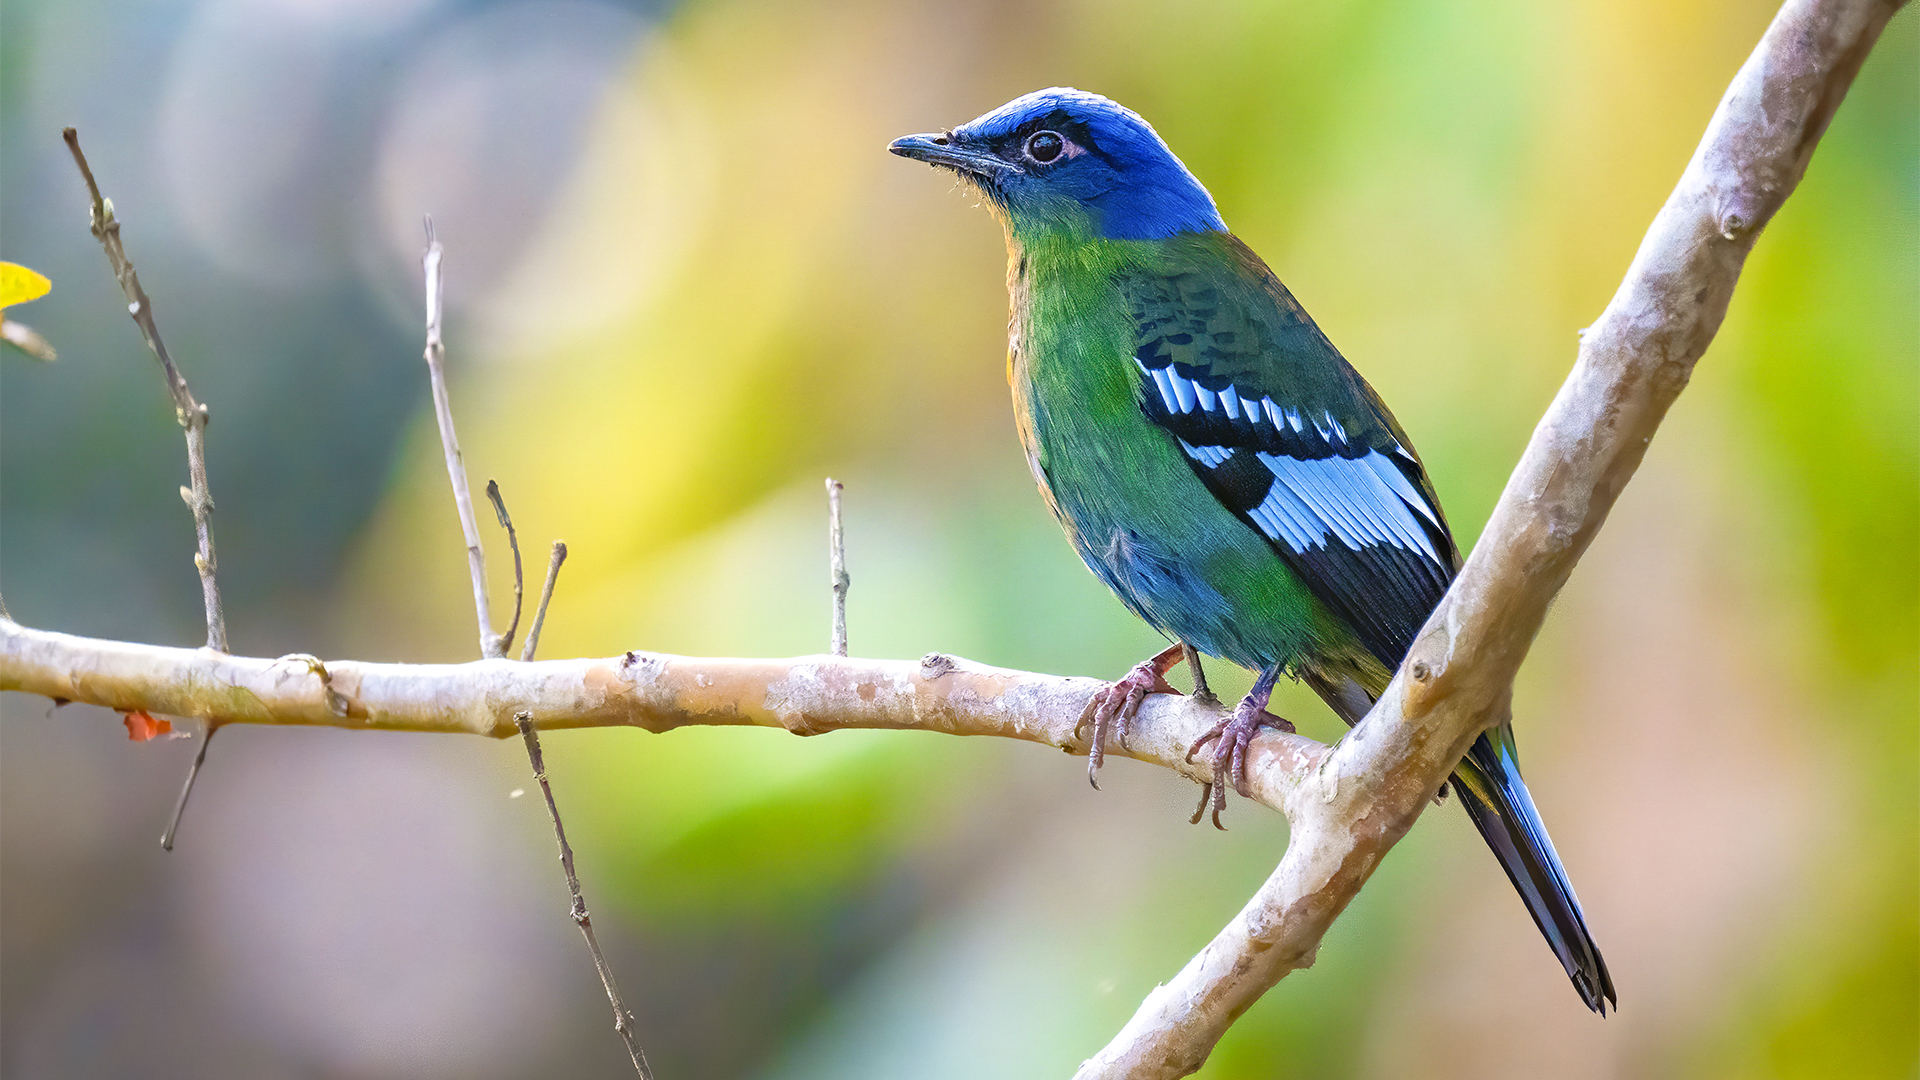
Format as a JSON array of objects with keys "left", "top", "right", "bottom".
[
  {"left": 485, "top": 480, "right": 524, "bottom": 655},
  {"left": 159, "top": 724, "right": 218, "bottom": 851},
  {"left": 825, "top": 478, "right": 848, "bottom": 657},
  {"left": 63, "top": 128, "right": 226, "bottom": 654},
  {"left": 417, "top": 232, "right": 632, "bottom": 1069},
  {"left": 521, "top": 542, "right": 568, "bottom": 663},
  {"left": 65, "top": 127, "right": 231, "bottom": 852},
  {"left": 514, "top": 711, "right": 653, "bottom": 1079},
  {"left": 421, "top": 222, "right": 503, "bottom": 659},
  {"left": 1074, "top": 0, "right": 1904, "bottom": 1074},
  {"left": 1, "top": 317, "right": 57, "bottom": 361}
]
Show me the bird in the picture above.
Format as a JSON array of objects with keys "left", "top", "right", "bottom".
[{"left": 890, "top": 87, "right": 1614, "bottom": 1014}]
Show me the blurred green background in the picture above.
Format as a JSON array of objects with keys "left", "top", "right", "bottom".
[{"left": 2, "top": 0, "right": 1914, "bottom": 1077}]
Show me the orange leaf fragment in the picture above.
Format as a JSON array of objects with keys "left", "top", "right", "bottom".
[{"left": 123, "top": 710, "right": 172, "bottom": 741}]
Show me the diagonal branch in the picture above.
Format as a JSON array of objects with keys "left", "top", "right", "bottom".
[{"left": 1074, "top": 0, "right": 1905, "bottom": 1074}]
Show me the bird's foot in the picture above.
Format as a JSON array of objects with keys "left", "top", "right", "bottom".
[
  {"left": 1076, "top": 643, "right": 1186, "bottom": 789},
  {"left": 1185, "top": 673, "right": 1294, "bottom": 830}
]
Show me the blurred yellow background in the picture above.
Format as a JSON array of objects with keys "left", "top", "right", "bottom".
[{"left": 3, "top": 0, "right": 1913, "bottom": 1077}]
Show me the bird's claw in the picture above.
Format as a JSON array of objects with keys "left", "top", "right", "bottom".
[
  {"left": 1077, "top": 643, "right": 1186, "bottom": 788},
  {"left": 1185, "top": 692, "right": 1294, "bottom": 829}
]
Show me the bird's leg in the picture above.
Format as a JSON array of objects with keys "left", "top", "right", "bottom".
[
  {"left": 1076, "top": 642, "right": 1185, "bottom": 789},
  {"left": 1181, "top": 641, "right": 1217, "bottom": 706},
  {"left": 1185, "top": 666, "right": 1295, "bottom": 829}
]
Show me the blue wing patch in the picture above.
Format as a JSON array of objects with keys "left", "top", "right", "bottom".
[
  {"left": 1135, "top": 353, "right": 1457, "bottom": 666},
  {"left": 1239, "top": 450, "right": 1441, "bottom": 562}
]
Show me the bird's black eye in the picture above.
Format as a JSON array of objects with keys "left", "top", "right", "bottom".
[{"left": 1024, "top": 130, "right": 1064, "bottom": 164}]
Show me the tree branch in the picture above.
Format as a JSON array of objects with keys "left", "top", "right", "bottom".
[
  {"left": 515, "top": 710, "right": 655, "bottom": 1079},
  {"left": 1073, "top": 0, "right": 1904, "bottom": 1074},
  {"left": 62, "top": 128, "right": 227, "bottom": 654},
  {"left": 826, "top": 477, "right": 849, "bottom": 657},
  {"left": 485, "top": 479, "right": 525, "bottom": 656},
  {"left": 521, "top": 541, "right": 568, "bottom": 663},
  {"left": 64, "top": 126, "right": 234, "bottom": 852},
  {"left": 0, "top": 619, "right": 1324, "bottom": 811},
  {"left": 420, "top": 224, "right": 503, "bottom": 659}
]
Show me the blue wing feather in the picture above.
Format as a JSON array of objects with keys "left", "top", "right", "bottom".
[{"left": 1123, "top": 240, "right": 1459, "bottom": 667}]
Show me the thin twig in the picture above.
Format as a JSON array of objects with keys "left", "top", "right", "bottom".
[
  {"left": 514, "top": 711, "right": 653, "bottom": 1079},
  {"left": 825, "top": 478, "right": 848, "bottom": 657},
  {"left": 63, "top": 128, "right": 226, "bottom": 654},
  {"left": 65, "top": 127, "right": 230, "bottom": 852},
  {"left": 484, "top": 480, "right": 524, "bottom": 655},
  {"left": 159, "top": 725, "right": 218, "bottom": 851},
  {"left": 521, "top": 542, "right": 568, "bottom": 663},
  {"left": 421, "top": 221, "right": 502, "bottom": 659}
]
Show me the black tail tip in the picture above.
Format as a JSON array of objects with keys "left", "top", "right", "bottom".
[{"left": 1574, "top": 971, "right": 1619, "bottom": 1016}]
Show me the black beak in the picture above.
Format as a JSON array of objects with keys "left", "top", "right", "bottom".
[{"left": 888, "top": 132, "right": 1014, "bottom": 178}]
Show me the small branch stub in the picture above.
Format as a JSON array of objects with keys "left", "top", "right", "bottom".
[
  {"left": 521, "top": 541, "right": 568, "bottom": 663},
  {"left": 485, "top": 480, "right": 525, "bottom": 655},
  {"left": 826, "top": 478, "right": 848, "bottom": 657}
]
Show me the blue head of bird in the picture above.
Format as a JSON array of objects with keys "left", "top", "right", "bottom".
[{"left": 890, "top": 87, "right": 1226, "bottom": 243}]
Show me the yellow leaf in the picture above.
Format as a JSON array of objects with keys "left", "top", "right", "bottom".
[{"left": 0, "top": 262, "right": 52, "bottom": 309}]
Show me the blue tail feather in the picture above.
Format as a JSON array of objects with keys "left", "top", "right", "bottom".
[
  {"left": 1453, "top": 727, "right": 1616, "bottom": 1014},
  {"left": 1303, "top": 672, "right": 1614, "bottom": 1012}
]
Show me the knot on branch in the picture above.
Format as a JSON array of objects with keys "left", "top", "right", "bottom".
[{"left": 1710, "top": 180, "right": 1771, "bottom": 242}]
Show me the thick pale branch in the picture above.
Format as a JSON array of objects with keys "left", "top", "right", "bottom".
[
  {"left": 0, "top": 617, "right": 1328, "bottom": 812},
  {"left": 1075, "top": 0, "right": 1904, "bottom": 1075}
]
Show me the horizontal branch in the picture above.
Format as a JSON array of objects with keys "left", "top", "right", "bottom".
[{"left": 0, "top": 617, "right": 1328, "bottom": 814}]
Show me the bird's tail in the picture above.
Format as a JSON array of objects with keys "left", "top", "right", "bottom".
[
  {"left": 1303, "top": 671, "right": 1614, "bottom": 1012},
  {"left": 1451, "top": 725, "right": 1616, "bottom": 1014}
]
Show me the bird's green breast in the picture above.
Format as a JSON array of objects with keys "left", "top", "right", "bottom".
[{"left": 1006, "top": 228, "right": 1363, "bottom": 676}]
